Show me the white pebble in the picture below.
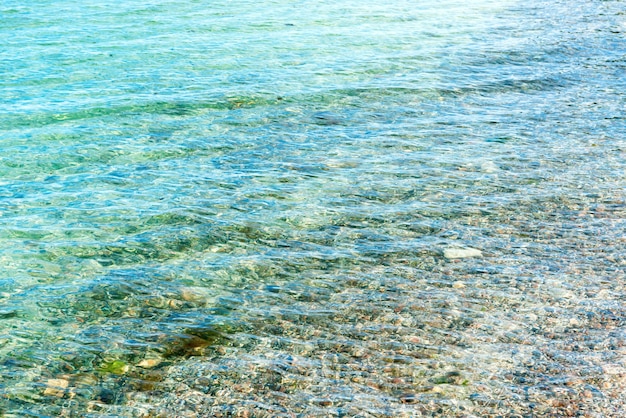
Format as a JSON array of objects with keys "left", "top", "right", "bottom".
[
  {"left": 480, "top": 161, "right": 499, "bottom": 173},
  {"left": 444, "top": 248, "right": 483, "bottom": 259}
]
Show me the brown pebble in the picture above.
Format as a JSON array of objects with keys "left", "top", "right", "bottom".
[
  {"left": 44, "top": 378, "right": 69, "bottom": 397},
  {"left": 167, "top": 299, "right": 183, "bottom": 309},
  {"left": 400, "top": 393, "right": 418, "bottom": 404},
  {"left": 180, "top": 287, "right": 206, "bottom": 302},
  {"left": 565, "top": 378, "right": 583, "bottom": 387},
  {"left": 137, "top": 358, "right": 161, "bottom": 369}
]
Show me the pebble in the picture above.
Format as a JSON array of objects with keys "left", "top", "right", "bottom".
[
  {"left": 311, "top": 111, "right": 343, "bottom": 125},
  {"left": 444, "top": 248, "right": 483, "bottom": 259},
  {"left": 480, "top": 161, "right": 499, "bottom": 173},
  {"left": 138, "top": 358, "right": 162, "bottom": 369},
  {"left": 44, "top": 378, "right": 69, "bottom": 397},
  {"left": 83, "top": 259, "right": 103, "bottom": 269},
  {"left": 399, "top": 393, "right": 418, "bottom": 404},
  {"left": 601, "top": 364, "right": 625, "bottom": 375},
  {"left": 525, "top": 314, "right": 538, "bottom": 322},
  {"left": 180, "top": 287, "right": 208, "bottom": 302}
]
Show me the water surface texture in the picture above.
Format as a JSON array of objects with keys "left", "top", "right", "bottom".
[{"left": 0, "top": 0, "right": 625, "bottom": 416}]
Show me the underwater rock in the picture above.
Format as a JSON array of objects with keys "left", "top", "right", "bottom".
[
  {"left": 311, "top": 111, "right": 344, "bottom": 125},
  {"left": 443, "top": 247, "right": 483, "bottom": 259},
  {"left": 98, "top": 360, "right": 129, "bottom": 375},
  {"left": 480, "top": 161, "right": 499, "bottom": 173},
  {"left": 399, "top": 393, "right": 418, "bottom": 404},
  {"left": 137, "top": 358, "right": 162, "bottom": 369},
  {"left": 43, "top": 378, "right": 69, "bottom": 397},
  {"left": 163, "top": 334, "right": 213, "bottom": 358},
  {"left": 432, "top": 371, "right": 466, "bottom": 385}
]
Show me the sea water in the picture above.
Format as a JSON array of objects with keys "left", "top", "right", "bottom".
[{"left": 0, "top": 0, "right": 624, "bottom": 416}]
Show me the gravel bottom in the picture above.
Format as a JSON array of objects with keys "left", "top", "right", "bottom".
[{"left": 75, "top": 195, "right": 626, "bottom": 417}]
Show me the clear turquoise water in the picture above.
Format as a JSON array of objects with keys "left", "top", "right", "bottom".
[{"left": 0, "top": 0, "right": 625, "bottom": 416}]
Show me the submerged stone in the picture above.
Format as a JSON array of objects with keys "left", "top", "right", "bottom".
[
  {"left": 98, "top": 360, "right": 129, "bottom": 375},
  {"left": 43, "top": 378, "right": 69, "bottom": 397},
  {"left": 163, "top": 334, "right": 213, "bottom": 358},
  {"left": 443, "top": 247, "right": 483, "bottom": 259},
  {"left": 432, "top": 371, "right": 466, "bottom": 385},
  {"left": 311, "top": 111, "right": 344, "bottom": 125},
  {"left": 137, "top": 358, "right": 162, "bottom": 369}
]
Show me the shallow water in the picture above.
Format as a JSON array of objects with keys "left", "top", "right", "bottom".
[{"left": 0, "top": 0, "right": 625, "bottom": 416}]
